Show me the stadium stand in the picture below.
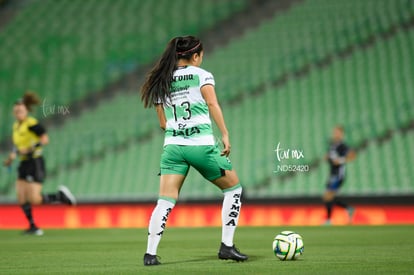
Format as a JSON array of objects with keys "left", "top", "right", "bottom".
[
  {"left": 0, "top": 0, "right": 250, "bottom": 201},
  {"left": 0, "top": 0, "right": 248, "bottom": 142},
  {"left": 202, "top": 0, "right": 414, "bottom": 102},
  {"left": 1, "top": 0, "right": 413, "bottom": 202},
  {"left": 231, "top": 25, "right": 414, "bottom": 199}
]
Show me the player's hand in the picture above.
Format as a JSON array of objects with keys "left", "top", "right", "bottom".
[
  {"left": 3, "top": 158, "right": 12, "bottom": 167},
  {"left": 347, "top": 150, "right": 356, "bottom": 161},
  {"left": 3, "top": 151, "right": 16, "bottom": 167},
  {"left": 221, "top": 135, "right": 231, "bottom": 157}
]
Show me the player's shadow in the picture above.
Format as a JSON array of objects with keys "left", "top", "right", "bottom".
[{"left": 162, "top": 255, "right": 258, "bottom": 265}]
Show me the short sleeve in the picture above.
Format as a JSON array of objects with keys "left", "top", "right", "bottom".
[
  {"left": 337, "top": 143, "right": 349, "bottom": 157},
  {"left": 28, "top": 124, "right": 46, "bottom": 136},
  {"left": 27, "top": 117, "right": 46, "bottom": 136},
  {"left": 154, "top": 97, "right": 163, "bottom": 105},
  {"left": 27, "top": 117, "right": 38, "bottom": 127},
  {"left": 200, "top": 71, "right": 215, "bottom": 88}
]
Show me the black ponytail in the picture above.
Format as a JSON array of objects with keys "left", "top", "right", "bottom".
[{"left": 140, "top": 36, "right": 203, "bottom": 108}]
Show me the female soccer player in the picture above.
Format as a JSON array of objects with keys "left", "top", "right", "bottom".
[
  {"left": 323, "top": 126, "right": 356, "bottom": 225},
  {"left": 3, "top": 92, "right": 76, "bottom": 235},
  {"left": 140, "top": 36, "right": 248, "bottom": 265}
]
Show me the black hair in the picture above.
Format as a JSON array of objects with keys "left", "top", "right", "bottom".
[{"left": 140, "top": 36, "right": 203, "bottom": 108}]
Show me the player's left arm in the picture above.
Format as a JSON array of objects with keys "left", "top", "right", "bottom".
[
  {"left": 38, "top": 133, "right": 49, "bottom": 146},
  {"left": 346, "top": 149, "right": 356, "bottom": 162},
  {"left": 342, "top": 143, "right": 356, "bottom": 162},
  {"left": 332, "top": 144, "right": 355, "bottom": 165},
  {"left": 28, "top": 123, "right": 49, "bottom": 147},
  {"left": 201, "top": 84, "right": 231, "bottom": 157}
]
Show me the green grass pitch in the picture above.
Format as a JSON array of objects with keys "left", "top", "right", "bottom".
[{"left": 1, "top": 225, "right": 413, "bottom": 274}]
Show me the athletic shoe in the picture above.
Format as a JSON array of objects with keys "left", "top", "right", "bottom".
[
  {"left": 347, "top": 207, "right": 355, "bottom": 223},
  {"left": 143, "top": 253, "right": 161, "bottom": 266},
  {"left": 24, "top": 226, "right": 44, "bottom": 236},
  {"left": 58, "top": 185, "right": 77, "bottom": 205},
  {"left": 218, "top": 243, "right": 248, "bottom": 261}
]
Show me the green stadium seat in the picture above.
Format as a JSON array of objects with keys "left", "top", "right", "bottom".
[
  {"left": 0, "top": 0, "right": 249, "bottom": 142},
  {"left": 1, "top": 0, "right": 413, "bottom": 202}
]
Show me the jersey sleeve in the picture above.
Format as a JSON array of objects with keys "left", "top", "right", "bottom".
[
  {"left": 27, "top": 117, "right": 46, "bottom": 136},
  {"left": 199, "top": 70, "right": 215, "bottom": 88},
  {"left": 28, "top": 124, "right": 46, "bottom": 136},
  {"left": 154, "top": 97, "right": 163, "bottom": 105},
  {"left": 337, "top": 143, "right": 349, "bottom": 157}
]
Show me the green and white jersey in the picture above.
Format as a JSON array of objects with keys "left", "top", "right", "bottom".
[{"left": 163, "top": 65, "right": 215, "bottom": 146}]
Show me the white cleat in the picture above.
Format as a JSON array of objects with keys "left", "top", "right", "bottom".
[{"left": 58, "top": 185, "right": 77, "bottom": 205}]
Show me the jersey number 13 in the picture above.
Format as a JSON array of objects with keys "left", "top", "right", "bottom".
[{"left": 172, "top": 101, "right": 192, "bottom": 121}]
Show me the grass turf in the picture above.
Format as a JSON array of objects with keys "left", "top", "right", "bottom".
[{"left": 0, "top": 226, "right": 413, "bottom": 274}]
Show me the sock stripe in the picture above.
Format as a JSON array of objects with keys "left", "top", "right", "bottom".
[
  {"left": 222, "top": 183, "right": 242, "bottom": 193},
  {"left": 158, "top": 196, "right": 177, "bottom": 204}
]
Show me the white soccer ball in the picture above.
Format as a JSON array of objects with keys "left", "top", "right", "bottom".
[{"left": 272, "top": 231, "right": 304, "bottom": 260}]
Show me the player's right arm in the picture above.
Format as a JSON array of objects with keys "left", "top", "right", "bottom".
[{"left": 3, "top": 148, "right": 16, "bottom": 167}]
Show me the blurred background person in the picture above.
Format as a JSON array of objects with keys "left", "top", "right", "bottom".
[
  {"left": 3, "top": 92, "right": 76, "bottom": 235},
  {"left": 323, "top": 125, "right": 356, "bottom": 225}
]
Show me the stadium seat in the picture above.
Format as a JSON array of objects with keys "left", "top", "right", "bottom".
[
  {"left": 0, "top": 0, "right": 249, "bottom": 142},
  {"left": 1, "top": 0, "right": 413, "bottom": 202}
]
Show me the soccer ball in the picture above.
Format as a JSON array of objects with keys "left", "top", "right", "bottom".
[{"left": 272, "top": 231, "right": 304, "bottom": 260}]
